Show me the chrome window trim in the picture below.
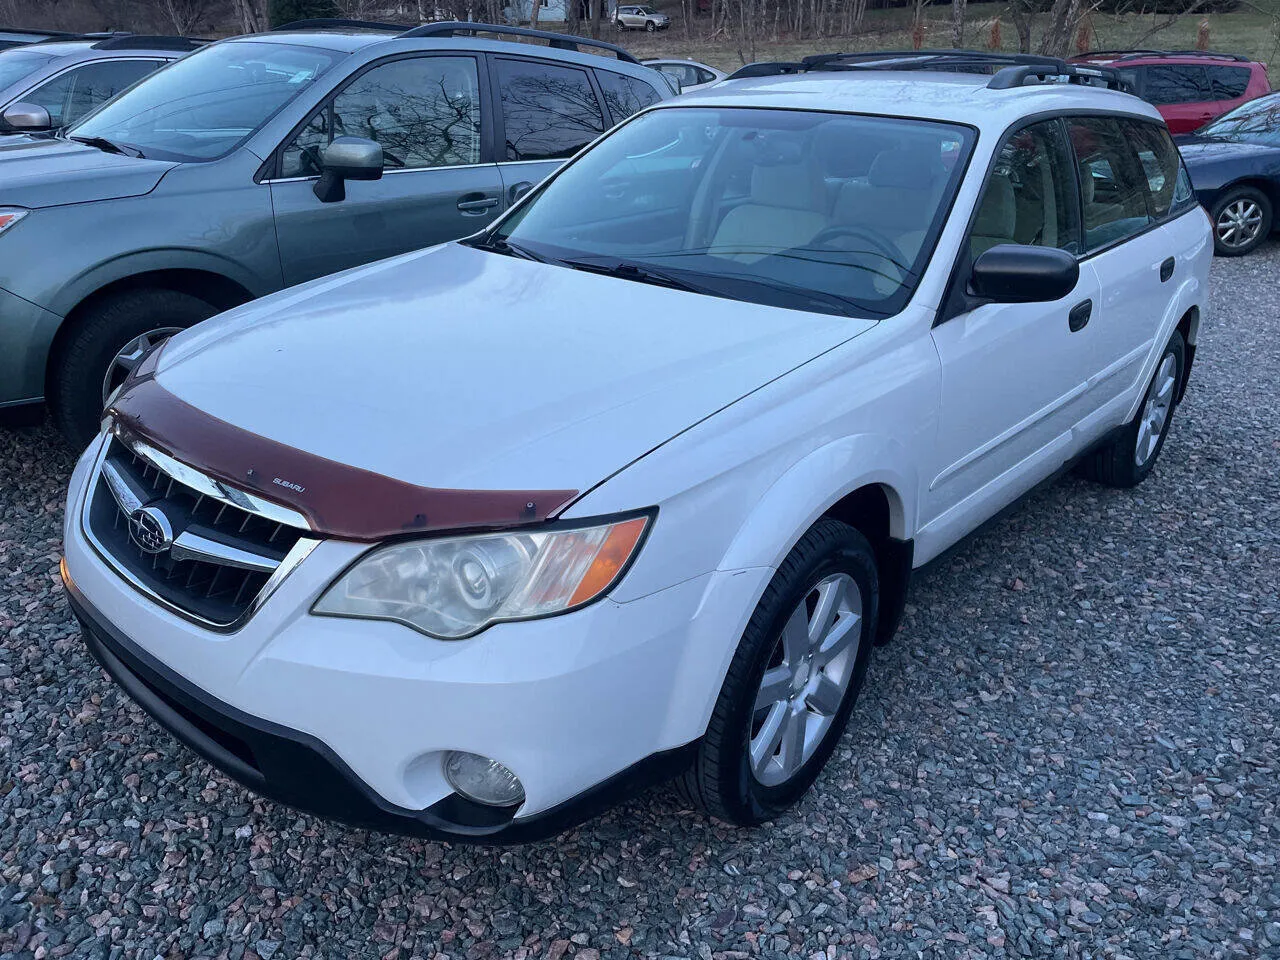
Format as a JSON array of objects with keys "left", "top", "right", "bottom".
[
  {"left": 259, "top": 159, "right": 500, "bottom": 184},
  {"left": 80, "top": 431, "right": 321, "bottom": 633}
]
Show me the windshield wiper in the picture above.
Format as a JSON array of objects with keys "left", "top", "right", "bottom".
[
  {"left": 463, "top": 234, "right": 556, "bottom": 264},
  {"left": 558, "top": 256, "right": 711, "bottom": 295},
  {"left": 70, "top": 135, "right": 145, "bottom": 159}
]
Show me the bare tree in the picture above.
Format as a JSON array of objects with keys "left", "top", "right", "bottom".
[
  {"left": 159, "top": 0, "right": 209, "bottom": 33},
  {"left": 951, "top": 0, "right": 968, "bottom": 47},
  {"left": 1130, "top": 0, "right": 1213, "bottom": 45},
  {"left": 231, "top": 0, "right": 269, "bottom": 32},
  {"left": 1038, "top": 0, "right": 1083, "bottom": 56},
  {"left": 1007, "top": 0, "right": 1037, "bottom": 53},
  {"left": 529, "top": 0, "right": 542, "bottom": 29}
]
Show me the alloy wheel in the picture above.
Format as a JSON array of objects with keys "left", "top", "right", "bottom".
[
  {"left": 101, "top": 326, "right": 183, "bottom": 405},
  {"left": 1216, "top": 198, "right": 1264, "bottom": 250},
  {"left": 1135, "top": 353, "right": 1177, "bottom": 467},
  {"left": 749, "top": 572, "right": 862, "bottom": 786}
]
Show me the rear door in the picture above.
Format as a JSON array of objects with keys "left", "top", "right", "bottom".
[
  {"left": 1141, "top": 64, "right": 1215, "bottom": 133},
  {"left": 269, "top": 53, "right": 503, "bottom": 287},
  {"left": 1204, "top": 64, "right": 1255, "bottom": 123},
  {"left": 490, "top": 55, "right": 608, "bottom": 206}
]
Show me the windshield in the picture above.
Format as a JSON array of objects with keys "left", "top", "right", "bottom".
[
  {"left": 492, "top": 106, "right": 974, "bottom": 319},
  {"left": 1201, "top": 94, "right": 1280, "bottom": 146},
  {"left": 67, "top": 41, "right": 341, "bottom": 162},
  {"left": 0, "top": 49, "right": 56, "bottom": 92}
]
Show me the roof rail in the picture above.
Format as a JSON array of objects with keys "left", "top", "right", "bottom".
[
  {"left": 0, "top": 27, "right": 81, "bottom": 38},
  {"left": 92, "top": 34, "right": 206, "bottom": 51},
  {"left": 399, "top": 21, "right": 640, "bottom": 63},
  {"left": 726, "top": 49, "right": 1131, "bottom": 91},
  {"left": 1074, "top": 48, "right": 1252, "bottom": 63},
  {"left": 271, "top": 18, "right": 410, "bottom": 32}
]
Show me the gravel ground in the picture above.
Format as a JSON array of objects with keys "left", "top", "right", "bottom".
[{"left": 2, "top": 241, "right": 1278, "bottom": 960}]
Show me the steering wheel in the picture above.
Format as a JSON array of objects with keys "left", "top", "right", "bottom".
[{"left": 809, "top": 225, "right": 906, "bottom": 274}]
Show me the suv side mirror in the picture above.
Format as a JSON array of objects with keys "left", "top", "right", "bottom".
[
  {"left": 2, "top": 103, "right": 52, "bottom": 132},
  {"left": 970, "top": 244, "right": 1079, "bottom": 304},
  {"left": 314, "top": 136, "right": 383, "bottom": 203}
]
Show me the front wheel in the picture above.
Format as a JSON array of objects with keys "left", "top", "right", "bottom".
[
  {"left": 1210, "top": 185, "right": 1272, "bottom": 256},
  {"left": 645, "top": 19, "right": 657, "bottom": 30},
  {"left": 678, "top": 519, "right": 878, "bottom": 825},
  {"left": 50, "top": 288, "right": 218, "bottom": 448},
  {"left": 1079, "top": 330, "right": 1185, "bottom": 488}
]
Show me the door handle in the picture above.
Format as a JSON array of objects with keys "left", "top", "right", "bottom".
[
  {"left": 457, "top": 194, "right": 499, "bottom": 215},
  {"left": 507, "top": 180, "right": 534, "bottom": 204},
  {"left": 1068, "top": 299, "right": 1092, "bottom": 333},
  {"left": 1159, "top": 256, "right": 1175, "bottom": 282}
]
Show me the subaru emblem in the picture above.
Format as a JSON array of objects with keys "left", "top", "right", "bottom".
[{"left": 128, "top": 505, "right": 174, "bottom": 554}]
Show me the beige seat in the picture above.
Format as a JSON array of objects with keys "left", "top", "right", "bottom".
[
  {"left": 969, "top": 174, "right": 1017, "bottom": 258},
  {"left": 832, "top": 148, "right": 946, "bottom": 262},
  {"left": 709, "top": 149, "right": 827, "bottom": 264}
]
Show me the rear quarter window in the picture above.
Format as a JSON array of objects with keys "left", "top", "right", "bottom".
[
  {"left": 1207, "top": 65, "right": 1251, "bottom": 99},
  {"left": 595, "top": 70, "right": 662, "bottom": 125}
]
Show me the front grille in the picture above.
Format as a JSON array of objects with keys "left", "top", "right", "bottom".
[{"left": 85, "top": 437, "right": 310, "bottom": 626}]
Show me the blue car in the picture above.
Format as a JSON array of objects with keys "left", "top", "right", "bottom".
[{"left": 1176, "top": 90, "right": 1280, "bottom": 255}]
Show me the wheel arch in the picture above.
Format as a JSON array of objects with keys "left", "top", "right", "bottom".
[
  {"left": 1175, "top": 304, "right": 1199, "bottom": 403},
  {"left": 1211, "top": 176, "right": 1280, "bottom": 214}
]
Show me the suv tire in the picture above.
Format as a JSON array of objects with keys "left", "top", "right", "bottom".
[
  {"left": 52, "top": 288, "right": 217, "bottom": 448},
  {"left": 678, "top": 519, "right": 878, "bottom": 824},
  {"left": 645, "top": 19, "right": 657, "bottom": 30},
  {"left": 1210, "top": 185, "right": 1272, "bottom": 256},
  {"left": 1079, "top": 329, "right": 1185, "bottom": 488}
]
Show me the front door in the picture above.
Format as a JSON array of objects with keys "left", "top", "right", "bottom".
[
  {"left": 920, "top": 119, "right": 1100, "bottom": 554},
  {"left": 269, "top": 54, "right": 504, "bottom": 287}
]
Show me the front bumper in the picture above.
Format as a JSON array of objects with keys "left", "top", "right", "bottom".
[{"left": 61, "top": 436, "right": 770, "bottom": 839}]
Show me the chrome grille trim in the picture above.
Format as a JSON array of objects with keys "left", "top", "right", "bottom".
[{"left": 79, "top": 431, "right": 321, "bottom": 632}]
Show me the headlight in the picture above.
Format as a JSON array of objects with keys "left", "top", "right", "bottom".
[
  {"left": 0, "top": 207, "right": 28, "bottom": 236},
  {"left": 313, "top": 512, "right": 651, "bottom": 639}
]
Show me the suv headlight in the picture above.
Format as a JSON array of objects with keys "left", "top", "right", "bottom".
[
  {"left": 0, "top": 207, "right": 28, "bottom": 236},
  {"left": 313, "top": 512, "right": 651, "bottom": 639}
]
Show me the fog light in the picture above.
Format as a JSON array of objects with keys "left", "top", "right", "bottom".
[{"left": 443, "top": 751, "right": 525, "bottom": 807}]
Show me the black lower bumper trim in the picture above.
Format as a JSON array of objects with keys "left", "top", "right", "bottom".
[{"left": 63, "top": 571, "right": 697, "bottom": 842}]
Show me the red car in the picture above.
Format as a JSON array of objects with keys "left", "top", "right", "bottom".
[{"left": 1071, "top": 50, "right": 1270, "bottom": 134}]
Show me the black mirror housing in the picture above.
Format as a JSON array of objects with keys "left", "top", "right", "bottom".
[
  {"left": 970, "top": 244, "right": 1080, "bottom": 304},
  {"left": 313, "top": 136, "right": 383, "bottom": 203}
]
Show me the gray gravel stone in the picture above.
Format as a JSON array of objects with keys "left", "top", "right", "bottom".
[{"left": 2, "top": 241, "right": 1278, "bottom": 958}]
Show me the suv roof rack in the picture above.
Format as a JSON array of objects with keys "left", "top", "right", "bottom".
[
  {"left": 1074, "top": 48, "right": 1252, "bottom": 63},
  {"left": 91, "top": 34, "right": 205, "bottom": 51},
  {"left": 271, "top": 18, "right": 411, "bottom": 32},
  {"left": 725, "top": 49, "right": 1131, "bottom": 92},
  {"left": 399, "top": 21, "right": 640, "bottom": 63},
  {"left": 0, "top": 27, "right": 81, "bottom": 38}
]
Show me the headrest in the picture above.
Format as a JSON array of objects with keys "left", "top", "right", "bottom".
[
  {"left": 868, "top": 148, "right": 942, "bottom": 190},
  {"left": 749, "top": 140, "right": 821, "bottom": 210}
]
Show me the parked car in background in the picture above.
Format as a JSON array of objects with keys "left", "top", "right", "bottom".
[
  {"left": 0, "top": 27, "right": 82, "bottom": 51},
  {"left": 0, "top": 19, "right": 670, "bottom": 445},
  {"left": 1070, "top": 50, "right": 1270, "bottom": 134},
  {"left": 0, "top": 35, "right": 200, "bottom": 137},
  {"left": 62, "top": 54, "right": 1209, "bottom": 841},
  {"left": 643, "top": 58, "right": 723, "bottom": 92},
  {"left": 615, "top": 5, "right": 670, "bottom": 31},
  {"left": 1175, "top": 89, "right": 1280, "bottom": 255}
]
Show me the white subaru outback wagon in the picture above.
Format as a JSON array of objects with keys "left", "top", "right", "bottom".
[{"left": 62, "top": 53, "right": 1212, "bottom": 841}]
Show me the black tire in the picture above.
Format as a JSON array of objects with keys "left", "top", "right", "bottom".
[
  {"left": 645, "top": 19, "right": 657, "bottom": 30},
  {"left": 51, "top": 288, "right": 217, "bottom": 448},
  {"left": 1210, "top": 185, "right": 1272, "bottom": 257},
  {"left": 1079, "top": 330, "right": 1185, "bottom": 488},
  {"left": 678, "top": 519, "right": 879, "bottom": 825}
]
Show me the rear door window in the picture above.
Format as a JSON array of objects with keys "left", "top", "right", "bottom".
[
  {"left": 1206, "top": 65, "right": 1251, "bottom": 99},
  {"left": 1123, "top": 119, "right": 1185, "bottom": 218},
  {"left": 1066, "top": 116, "right": 1155, "bottom": 250},
  {"left": 1142, "top": 64, "right": 1211, "bottom": 105},
  {"left": 495, "top": 57, "right": 605, "bottom": 161},
  {"left": 595, "top": 69, "right": 662, "bottom": 124}
]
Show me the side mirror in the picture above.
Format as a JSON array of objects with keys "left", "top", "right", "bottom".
[
  {"left": 2, "top": 103, "right": 52, "bottom": 132},
  {"left": 970, "top": 244, "right": 1080, "bottom": 304},
  {"left": 313, "top": 136, "right": 383, "bottom": 203}
]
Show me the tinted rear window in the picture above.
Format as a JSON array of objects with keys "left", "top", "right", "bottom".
[
  {"left": 1143, "top": 64, "right": 1210, "bottom": 104},
  {"left": 596, "top": 69, "right": 662, "bottom": 124},
  {"left": 1207, "top": 65, "right": 1250, "bottom": 99},
  {"left": 496, "top": 58, "right": 605, "bottom": 161}
]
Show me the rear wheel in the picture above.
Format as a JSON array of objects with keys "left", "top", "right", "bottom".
[
  {"left": 678, "top": 519, "right": 878, "bottom": 825},
  {"left": 1079, "top": 330, "right": 1185, "bottom": 488},
  {"left": 51, "top": 288, "right": 217, "bottom": 448},
  {"left": 1210, "top": 185, "right": 1272, "bottom": 256}
]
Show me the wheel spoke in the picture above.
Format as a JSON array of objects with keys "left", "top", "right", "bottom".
[
  {"left": 750, "top": 702, "right": 788, "bottom": 777},
  {"left": 805, "top": 674, "right": 844, "bottom": 716},
  {"left": 807, "top": 576, "right": 845, "bottom": 645},
  {"left": 755, "top": 665, "right": 793, "bottom": 711},
  {"left": 813, "top": 613, "right": 859, "bottom": 668},
  {"left": 1135, "top": 419, "right": 1151, "bottom": 457},
  {"left": 779, "top": 706, "right": 807, "bottom": 775},
  {"left": 780, "top": 604, "right": 809, "bottom": 666}
]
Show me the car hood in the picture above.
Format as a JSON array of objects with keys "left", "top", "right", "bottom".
[
  {"left": 1175, "top": 134, "right": 1280, "bottom": 165},
  {"left": 149, "top": 242, "right": 871, "bottom": 498},
  {"left": 0, "top": 137, "right": 177, "bottom": 208}
]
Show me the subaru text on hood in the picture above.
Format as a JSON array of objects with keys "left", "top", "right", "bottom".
[
  {"left": 0, "top": 20, "right": 670, "bottom": 444},
  {"left": 63, "top": 53, "right": 1212, "bottom": 841}
]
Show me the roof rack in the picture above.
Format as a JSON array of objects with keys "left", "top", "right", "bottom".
[
  {"left": 0, "top": 27, "right": 81, "bottom": 38},
  {"left": 726, "top": 49, "right": 1131, "bottom": 92},
  {"left": 1073, "top": 48, "right": 1252, "bottom": 63},
  {"left": 92, "top": 34, "right": 205, "bottom": 51},
  {"left": 271, "top": 18, "right": 411, "bottom": 32},
  {"left": 399, "top": 21, "right": 640, "bottom": 62}
]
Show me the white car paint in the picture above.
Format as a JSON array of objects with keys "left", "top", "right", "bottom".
[
  {"left": 63, "top": 69, "right": 1213, "bottom": 836},
  {"left": 642, "top": 58, "right": 726, "bottom": 93}
]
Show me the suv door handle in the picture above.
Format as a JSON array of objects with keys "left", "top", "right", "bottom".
[
  {"left": 1160, "top": 256, "right": 1175, "bottom": 282},
  {"left": 1069, "top": 299, "right": 1092, "bottom": 333},
  {"left": 457, "top": 194, "right": 499, "bottom": 214}
]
